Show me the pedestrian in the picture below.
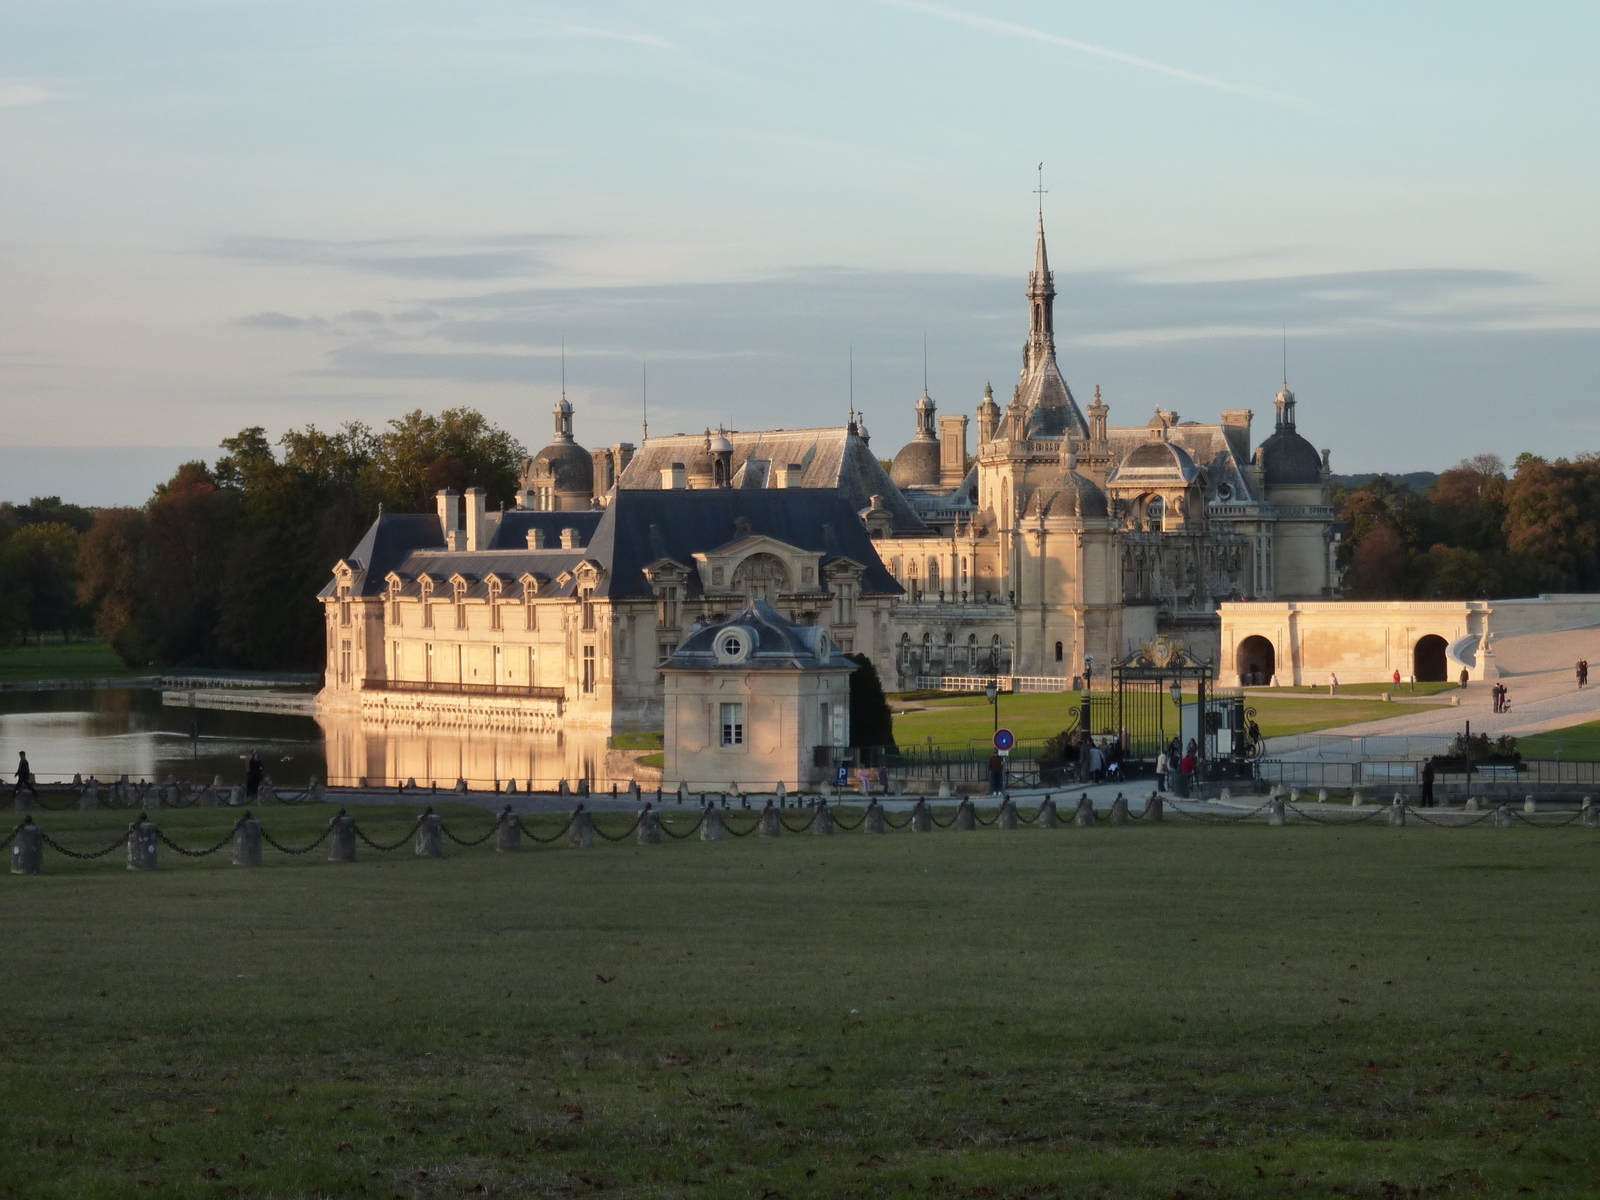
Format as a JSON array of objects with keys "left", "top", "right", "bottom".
[
  {"left": 1088, "top": 740, "right": 1104, "bottom": 785},
  {"left": 1392, "top": 668, "right": 1401, "bottom": 687},
  {"left": 1155, "top": 745, "right": 1169, "bottom": 794},
  {"left": 1420, "top": 758, "right": 1435, "bottom": 808},
  {"left": 245, "top": 750, "right": 264, "bottom": 799},
  {"left": 1106, "top": 738, "right": 1122, "bottom": 783},
  {"left": 15, "top": 751, "right": 32, "bottom": 793},
  {"left": 1459, "top": 667, "right": 1469, "bottom": 689},
  {"left": 1329, "top": 672, "right": 1339, "bottom": 696},
  {"left": 1179, "top": 748, "right": 1197, "bottom": 798},
  {"left": 987, "top": 752, "right": 1004, "bottom": 796}
]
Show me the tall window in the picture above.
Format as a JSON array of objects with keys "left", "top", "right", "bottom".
[
  {"left": 339, "top": 639, "right": 351, "bottom": 684},
  {"left": 527, "top": 646, "right": 537, "bottom": 687},
  {"left": 968, "top": 634, "right": 978, "bottom": 668},
  {"left": 1055, "top": 641, "right": 1064, "bottom": 662},
  {"left": 493, "top": 644, "right": 502, "bottom": 685},
  {"left": 581, "top": 588, "right": 596, "bottom": 632},
  {"left": 455, "top": 596, "right": 467, "bottom": 630},
  {"left": 490, "top": 601, "right": 502, "bottom": 631},
  {"left": 582, "top": 645, "right": 596, "bottom": 693},
  {"left": 1147, "top": 497, "right": 1165, "bottom": 533},
  {"left": 818, "top": 702, "right": 830, "bottom": 746},
  {"left": 900, "top": 633, "right": 911, "bottom": 668},
  {"left": 658, "top": 585, "right": 678, "bottom": 627},
  {"left": 721, "top": 703, "right": 743, "bottom": 747},
  {"left": 422, "top": 598, "right": 433, "bottom": 629},
  {"left": 425, "top": 643, "right": 434, "bottom": 683},
  {"left": 456, "top": 645, "right": 465, "bottom": 683},
  {"left": 392, "top": 642, "right": 400, "bottom": 682},
  {"left": 525, "top": 601, "right": 537, "bottom": 631},
  {"left": 833, "top": 582, "right": 855, "bottom": 625}
]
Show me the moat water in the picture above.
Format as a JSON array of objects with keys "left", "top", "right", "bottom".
[{"left": 0, "top": 688, "right": 635, "bottom": 790}]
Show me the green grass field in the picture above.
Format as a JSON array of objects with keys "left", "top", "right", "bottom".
[
  {"left": 891, "top": 692, "right": 1442, "bottom": 748},
  {"left": 5, "top": 802, "right": 1599, "bottom": 1198},
  {"left": 0, "top": 640, "right": 140, "bottom": 683},
  {"left": 1519, "top": 719, "right": 1600, "bottom": 761}
]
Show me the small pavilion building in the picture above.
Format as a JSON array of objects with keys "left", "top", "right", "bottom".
[{"left": 660, "top": 600, "right": 854, "bottom": 790}]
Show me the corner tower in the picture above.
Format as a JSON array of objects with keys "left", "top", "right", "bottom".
[{"left": 1014, "top": 217, "right": 1088, "bottom": 441}]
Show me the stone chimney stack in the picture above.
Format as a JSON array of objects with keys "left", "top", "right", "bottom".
[
  {"left": 435, "top": 489, "right": 460, "bottom": 547},
  {"left": 526, "top": 528, "right": 545, "bottom": 549},
  {"left": 661, "top": 462, "right": 687, "bottom": 489},
  {"left": 938, "top": 414, "right": 969, "bottom": 487},
  {"left": 773, "top": 463, "right": 803, "bottom": 489},
  {"left": 561, "top": 528, "right": 580, "bottom": 549},
  {"left": 464, "top": 487, "right": 487, "bottom": 551}
]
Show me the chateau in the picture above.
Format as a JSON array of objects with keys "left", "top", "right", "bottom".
[{"left": 319, "top": 217, "right": 1338, "bottom": 736}]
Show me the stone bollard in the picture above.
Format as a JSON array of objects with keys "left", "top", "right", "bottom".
[
  {"left": 637, "top": 805, "right": 661, "bottom": 846},
  {"left": 127, "top": 815, "right": 159, "bottom": 871},
  {"left": 628, "top": 780, "right": 641, "bottom": 802},
  {"left": 454, "top": 778, "right": 468, "bottom": 794},
  {"left": 1074, "top": 794, "right": 1095, "bottom": 827},
  {"left": 495, "top": 806, "right": 521, "bottom": 852},
  {"left": 1387, "top": 800, "right": 1407, "bottom": 827},
  {"left": 10, "top": 816, "right": 43, "bottom": 875},
  {"left": 505, "top": 779, "right": 518, "bottom": 795},
  {"left": 758, "top": 801, "right": 781, "bottom": 837},
  {"left": 937, "top": 781, "right": 952, "bottom": 798},
  {"left": 864, "top": 799, "right": 886, "bottom": 834},
  {"left": 1494, "top": 804, "right": 1514, "bottom": 828},
  {"left": 328, "top": 810, "right": 357, "bottom": 861},
  {"left": 569, "top": 806, "right": 595, "bottom": 848},
  {"left": 232, "top": 813, "right": 262, "bottom": 866},
  {"left": 558, "top": 779, "right": 570, "bottom": 797},
  {"left": 13, "top": 787, "right": 33, "bottom": 814},
  {"left": 257, "top": 781, "right": 276, "bottom": 806},
  {"left": 79, "top": 781, "right": 100, "bottom": 810},
  {"left": 1351, "top": 787, "right": 1365, "bottom": 807},
  {"left": 230, "top": 786, "right": 245, "bottom": 806},
  {"left": 1289, "top": 787, "right": 1301, "bottom": 805},
  {"left": 775, "top": 781, "right": 788, "bottom": 803},
  {"left": 997, "top": 796, "right": 1018, "bottom": 830},
  {"left": 1268, "top": 797, "right": 1287, "bottom": 826},
  {"left": 1109, "top": 794, "right": 1130, "bottom": 825},
  {"left": 405, "top": 777, "right": 417, "bottom": 791},
  {"left": 1465, "top": 796, "right": 1480, "bottom": 812},
  {"left": 415, "top": 808, "right": 444, "bottom": 857},
  {"left": 678, "top": 782, "right": 691, "bottom": 805},
  {"left": 813, "top": 801, "right": 834, "bottom": 835},
  {"left": 146, "top": 783, "right": 162, "bottom": 810},
  {"left": 1038, "top": 797, "right": 1060, "bottom": 828},
  {"left": 1144, "top": 793, "right": 1164, "bottom": 822},
  {"left": 701, "top": 804, "right": 724, "bottom": 840},
  {"left": 1222, "top": 787, "right": 1233, "bottom": 803},
  {"left": 911, "top": 798, "right": 932, "bottom": 833},
  {"left": 1524, "top": 794, "right": 1537, "bottom": 814},
  {"left": 955, "top": 798, "right": 976, "bottom": 831},
  {"left": 1582, "top": 797, "right": 1598, "bottom": 828},
  {"left": 308, "top": 779, "right": 325, "bottom": 803},
  {"left": 1317, "top": 788, "right": 1329, "bottom": 803}
]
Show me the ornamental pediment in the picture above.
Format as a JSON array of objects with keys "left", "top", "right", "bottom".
[{"left": 691, "top": 535, "right": 823, "bottom": 595}]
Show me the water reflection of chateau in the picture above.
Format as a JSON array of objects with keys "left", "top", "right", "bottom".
[
  {"left": 318, "top": 714, "right": 625, "bottom": 790},
  {"left": 319, "top": 217, "right": 1338, "bottom": 748}
]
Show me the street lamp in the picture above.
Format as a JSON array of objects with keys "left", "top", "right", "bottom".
[
  {"left": 1083, "top": 653, "right": 1094, "bottom": 693},
  {"left": 1169, "top": 679, "right": 1182, "bottom": 707},
  {"left": 985, "top": 678, "right": 999, "bottom": 733}
]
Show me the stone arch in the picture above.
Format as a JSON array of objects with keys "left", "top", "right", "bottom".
[
  {"left": 1414, "top": 634, "right": 1449, "bottom": 683},
  {"left": 731, "top": 552, "right": 789, "bottom": 602},
  {"left": 1237, "top": 635, "right": 1275, "bottom": 687}
]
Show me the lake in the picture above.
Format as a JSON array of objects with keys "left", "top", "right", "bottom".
[{"left": 0, "top": 688, "right": 644, "bottom": 790}]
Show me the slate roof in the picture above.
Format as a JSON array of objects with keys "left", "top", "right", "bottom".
[
  {"left": 662, "top": 599, "right": 840, "bottom": 672},
  {"left": 616, "top": 426, "right": 928, "bottom": 534},
  {"left": 1106, "top": 425, "right": 1255, "bottom": 503}
]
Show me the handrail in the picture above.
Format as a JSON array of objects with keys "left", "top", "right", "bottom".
[{"left": 363, "top": 679, "right": 566, "bottom": 700}]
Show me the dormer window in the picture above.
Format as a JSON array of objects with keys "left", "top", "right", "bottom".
[{"left": 1147, "top": 497, "right": 1165, "bottom": 533}]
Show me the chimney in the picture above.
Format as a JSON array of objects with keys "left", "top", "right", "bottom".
[
  {"left": 434, "top": 489, "right": 459, "bottom": 544},
  {"left": 561, "top": 528, "right": 580, "bottom": 549},
  {"left": 446, "top": 530, "right": 464, "bottom": 551},
  {"left": 773, "top": 463, "right": 803, "bottom": 489},
  {"left": 514, "top": 488, "right": 534, "bottom": 510},
  {"left": 526, "top": 528, "right": 545, "bottom": 550},
  {"left": 464, "top": 487, "right": 487, "bottom": 551},
  {"left": 938, "top": 415, "right": 969, "bottom": 487},
  {"left": 661, "top": 462, "right": 687, "bottom": 489},
  {"left": 1221, "top": 409, "right": 1254, "bottom": 461}
]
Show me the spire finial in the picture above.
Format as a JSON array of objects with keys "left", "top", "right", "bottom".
[
  {"left": 1282, "top": 323, "right": 1287, "bottom": 388},
  {"left": 1034, "top": 162, "right": 1047, "bottom": 220},
  {"left": 561, "top": 337, "right": 566, "bottom": 401},
  {"left": 641, "top": 362, "right": 649, "bottom": 444},
  {"left": 922, "top": 331, "right": 928, "bottom": 396},
  {"left": 848, "top": 345, "right": 855, "bottom": 428}
]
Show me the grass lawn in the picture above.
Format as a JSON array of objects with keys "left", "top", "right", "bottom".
[
  {"left": 892, "top": 692, "right": 1445, "bottom": 748},
  {"left": 0, "top": 640, "right": 141, "bottom": 683},
  {"left": 5, "top": 802, "right": 1599, "bottom": 1198},
  {"left": 1247, "top": 682, "right": 1461, "bottom": 698},
  {"left": 1518, "top": 718, "right": 1600, "bottom": 761}
]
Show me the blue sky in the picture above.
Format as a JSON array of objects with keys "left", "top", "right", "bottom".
[{"left": 2, "top": 1, "right": 1597, "bottom": 503}]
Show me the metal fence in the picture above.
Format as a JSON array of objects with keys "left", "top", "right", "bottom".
[{"left": 1257, "top": 757, "right": 1600, "bottom": 795}]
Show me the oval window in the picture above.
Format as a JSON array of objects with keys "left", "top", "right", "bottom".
[{"left": 721, "top": 634, "right": 744, "bottom": 659}]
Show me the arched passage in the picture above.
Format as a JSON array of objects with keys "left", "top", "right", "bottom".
[
  {"left": 1414, "top": 635, "right": 1449, "bottom": 683},
  {"left": 1237, "top": 635, "right": 1275, "bottom": 686}
]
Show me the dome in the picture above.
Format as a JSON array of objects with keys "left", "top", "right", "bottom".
[
  {"left": 889, "top": 437, "right": 940, "bottom": 488},
  {"left": 1026, "top": 470, "right": 1108, "bottom": 520},
  {"left": 663, "top": 599, "right": 839, "bottom": 671},
  {"left": 1112, "top": 438, "right": 1200, "bottom": 485},
  {"left": 1255, "top": 427, "right": 1323, "bottom": 487},
  {"left": 709, "top": 432, "right": 733, "bottom": 454},
  {"left": 526, "top": 440, "right": 593, "bottom": 495}
]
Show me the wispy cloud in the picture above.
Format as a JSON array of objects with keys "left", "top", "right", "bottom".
[
  {"left": 875, "top": 0, "right": 1303, "bottom": 105},
  {"left": 0, "top": 83, "right": 59, "bottom": 108},
  {"left": 209, "top": 234, "right": 563, "bottom": 280}
]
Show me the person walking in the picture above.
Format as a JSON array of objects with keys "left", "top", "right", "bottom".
[
  {"left": 1393, "top": 668, "right": 1401, "bottom": 687},
  {"left": 1328, "top": 672, "right": 1339, "bottom": 696},
  {"left": 987, "top": 752, "right": 1004, "bottom": 796},
  {"left": 245, "top": 750, "right": 264, "bottom": 799},
  {"left": 1088, "top": 740, "right": 1104, "bottom": 785},
  {"left": 15, "top": 751, "right": 32, "bottom": 794},
  {"left": 1420, "top": 758, "right": 1436, "bottom": 808},
  {"left": 1155, "top": 745, "right": 1169, "bottom": 794},
  {"left": 1179, "top": 747, "right": 1197, "bottom": 798},
  {"left": 1459, "top": 667, "right": 1469, "bottom": 689}
]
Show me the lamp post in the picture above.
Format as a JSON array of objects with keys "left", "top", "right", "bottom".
[{"left": 985, "top": 678, "right": 999, "bottom": 735}]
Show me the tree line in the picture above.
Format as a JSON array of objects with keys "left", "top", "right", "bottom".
[
  {"left": 1336, "top": 452, "right": 1600, "bottom": 600},
  {"left": 0, "top": 409, "right": 525, "bottom": 669}
]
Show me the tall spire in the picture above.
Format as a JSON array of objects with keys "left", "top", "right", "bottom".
[
  {"left": 1026, "top": 215, "right": 1055, "bottom": 369},
  {"left": 1015, "top": 211, "right": 1086, "bottom": 441}
]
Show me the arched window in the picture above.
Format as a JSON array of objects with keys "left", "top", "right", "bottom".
[
  {"left": 990, "top": 634, "right": 1002, "bottom": 671},
  {"left": 1055, "top": 641, "right": 1063, "bottom": 663},
  {"left": 1147, "top": 497, "right": 1165, "bottom": 533},
  {"left": 900, "top": 632, "right": 912, "bottom": 667},
  {"left": 968, "top": 633, "right": 978, "bottom": 668},
  {"left": 922, "top": 632, "right": 933, "bottom": 661},
  {"left": 928, "top": 557, "right": 941, "bottom": 596}
]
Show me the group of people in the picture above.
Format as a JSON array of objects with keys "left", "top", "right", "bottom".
[
  {"left": 1491, "top": 683, "right": 1512, "bottom": 713},
  {"left": 1578, "top": 660, "right": 1590, "bottom": 689},
  {"left": 1155, "top": 738, "right": 1200, "bottom": 798}
]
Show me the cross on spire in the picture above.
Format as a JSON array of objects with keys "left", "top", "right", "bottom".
[{"left": 1034, "top": 162, "right": 1047, "bottom": 218}]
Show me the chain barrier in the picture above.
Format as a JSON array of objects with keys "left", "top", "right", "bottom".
[
  {"left": 353, "top": 818, "right": 424, "bottom": 852},
  {"left": 660, "top": 811, "right": 707, "bottom": 839},
  {"left": 832, "top": 809, "right": 866, "bottom": 831},
  {"left": 1283, "top": 801, "right": 1391, "bottom": 826},
  {"left": 883, "top": 811, "right": 913, "bottom": 830},
  {"left": 0, "top": 823, "right": 22, "bottom": 852},
  {"left": 157, "top": 830, "right": 234, "bottom": 857},
  {"left": 260, "top": 826, "right": 334, "bottom": 855},
  {"left": 592, "top": 813, "right": 645, "bottom": 842},
  {"left": 439, "top": 821, "right": 497, "bottom": 847},
  {"left": 1399, "top": 806, "right": 1498, "bottom": 828},
  {"left": 974, "top": 807, "right": 999, "bottom": 827},
  {"left": 1164, "top": 799, "right": 1274, "bottom": 824},
  {"left": 519, "top": 812, "right": 577, "bottom": 844},
  {"left": 40, "top": 829, "right": 132, "bottom": 860},
  {"left": 20, "top": 790, "right": 79, "bottom": 812},
  {"left": 1511, "top": 808, "right": 1585, "bottom": 828},
  {"left": 722, "top": 814, "right": 760, "bottom": 838},
  {"left": 778, "top": 808, "right": 818, "bottom": 833}
]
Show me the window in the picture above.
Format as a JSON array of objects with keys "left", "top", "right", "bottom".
[
  {"left": 581, "top": 587, "right": 596, "bottom": 631},
  {"left": 582, "top": 645, "right": 596, "bottom": 693},
  {"left": 1055, "top": 641, "right": 1064, "bottom": 663},
  {"left": 1147, "top": 497, "right": 1165, "bottom": 533},
  {"left": 527, "top": 646, "right": 537, "bottom": 686},
  {"left": 922, "top": 632, "right": 932, "bottom": 661},
  {"left": 525, "top": 601, "right": 537, "bottom": 632},
  {"left": 390, "top": 599, "right": 401, "bottom": 625},
  {"left": 456, "top": 644, "right": 465, "bottom": 682},
  {"left": 422, "top": 599, "right": 433, "bottom": 629},
  {"left": 928, "top": 557, "right": 941, "bottom": 597},
  {"left": 657, "top": 585, "right": 678, "bottom": 627},
  {"left": 392, "top": 641, "right": 400, "bottom": 682},
  {"left": 658, "top": 642, "right": 673, "bottom": 665},
  {"left": 493, "top": 645, "right": 502, "bottom": 684},
  {"left": 834, "top": 582, "right": 855, "bottom": 625},
  {"left": 819, "top": 702, "right": 831, "bottom": 746},
  {"left": 968, "top": 633, "right": 978, "bottom": 668},
  {"left": 339, "top": 639, "right": 351, "bottom": 684},
  {"left": 490, "top": 599, "right": 502, "bottom": 631},
  {"left": 455, "top": 597, "right": 467, "bottom": 630},
  {"left": 991, "top": 634, "right": 1002, "bottom": 670},
  {"left": 721, "top": 634, "right": 744, "bottom": 659},
  {"left": 721, "top": 702, "right": 743, "bottom": 746},
  {"left": 900, "top": 633, "right": 912, "bottom": 667},
  {"left": 425, "top": 643, "right": 434, "bottom": 683}
]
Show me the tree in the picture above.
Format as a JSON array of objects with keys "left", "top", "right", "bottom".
[
  {"left": 3, "top": 522, "right": 84, "bottom": 644},
  {"left": 845, "top": 652, "right": 897, "bottom": 754},
  {"left": 1342, "top": 521, "right": 1407, "bottom": 599},
  {"left": 372, "top": 408, "right": 526, "bottom": 513},
  {"left": 144, "top": 463, "right": 238, "bottom": 665},
  {"left": 78, "top": 508, "right": 152, "bottom": 666},
  {"left": 1502, "top": 455, "right": 1600, "bottom": 592}
]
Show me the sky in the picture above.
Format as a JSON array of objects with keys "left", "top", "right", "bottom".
[{"left": 2, "top": 1, "right": 1598, "bottom": 504}]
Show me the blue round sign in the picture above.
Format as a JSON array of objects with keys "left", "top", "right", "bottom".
[{"left": 993, "top": 728, "right": 1015, "bottom": 751}]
